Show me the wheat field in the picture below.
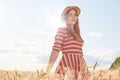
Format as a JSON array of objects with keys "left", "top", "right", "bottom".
[{"left": 0, "top": 67, "right": 120, "bottom": 80}]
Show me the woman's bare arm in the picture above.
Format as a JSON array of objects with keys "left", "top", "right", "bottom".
[{"left": 46, "top": 50, "right": 59, "bottom": 72}]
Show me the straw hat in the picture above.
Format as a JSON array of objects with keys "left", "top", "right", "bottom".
[{"left": 61, "top": 6, "right": 81, "bottom": 20}]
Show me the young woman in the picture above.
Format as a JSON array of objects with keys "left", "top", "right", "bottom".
[{"left": 46, "top": 6, "right": 89, "bottom": 79}]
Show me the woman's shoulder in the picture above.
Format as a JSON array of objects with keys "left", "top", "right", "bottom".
[
  {"left": 57, "top": 27, "right": 67, "bottom": 33},
  {"left": 58, "top": 27, "right": 66, "bottom": 30}
]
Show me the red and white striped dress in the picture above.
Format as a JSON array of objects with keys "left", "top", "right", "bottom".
[{"left": 53, "top": 27, "right": 88, "bottom": 75}]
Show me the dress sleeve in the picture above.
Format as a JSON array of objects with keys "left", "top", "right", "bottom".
[{"left": 53, "top": 28, "right": 65, "bottom": 51}]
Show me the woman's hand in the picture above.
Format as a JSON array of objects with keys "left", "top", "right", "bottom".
[{"left": 46, "top": 63, "right": 53, "bottom": 73}]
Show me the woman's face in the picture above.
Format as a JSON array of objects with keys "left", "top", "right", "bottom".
[{"left": 67, "top": 9, "right": 78, "bottom": 25}]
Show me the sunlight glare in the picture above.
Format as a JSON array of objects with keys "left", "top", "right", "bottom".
[{"left": 49, "top": 15, "right": 62, "bottom": 27}]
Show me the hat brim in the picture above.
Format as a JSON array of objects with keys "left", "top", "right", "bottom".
[{"left": 61, "top": 6, "right": 81, "bottom": 20}]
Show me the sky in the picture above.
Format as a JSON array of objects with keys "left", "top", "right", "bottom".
[{"left": 0, "top": 0, "right": 120, "bottom": 71}]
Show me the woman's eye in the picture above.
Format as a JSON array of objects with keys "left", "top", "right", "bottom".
[
  {"left": 75, "top": 14, "right": 78, "bottom": 16},
  {"left": 68, "top": 14, "right": 77, "bottom": 17}
]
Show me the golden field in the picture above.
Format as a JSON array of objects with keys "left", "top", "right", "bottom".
[{"left": 0, "top": 68, "right": 120, "bottom": 80}]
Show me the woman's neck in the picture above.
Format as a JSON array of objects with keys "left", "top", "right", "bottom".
[{"left": 66, "top": 24, "right": 74, "bottom": 30}]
